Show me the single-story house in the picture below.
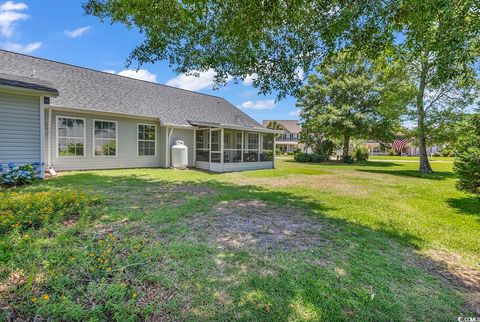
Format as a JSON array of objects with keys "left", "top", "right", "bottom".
[
  {"left": 0, "top": 50, "right": 279, "bottom": 175},
  {"left": 364, "top": 139, "right": 443, "bottom": 156}
]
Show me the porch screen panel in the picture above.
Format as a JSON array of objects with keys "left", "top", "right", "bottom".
[
  {"left": 210, "top": 130, "right": 221, "bottom": 163},
  {"left": 223, "top": 130, "right": 242, "bottom": 163},
  {"left": 261, "top": 133, "right": 274, "bottom": 161},
  {"left": 244, "top": 132, "right": 259, "bottom": 162},
  {"left": 195, "top": 129, "right": 210, "bottom": 162}
]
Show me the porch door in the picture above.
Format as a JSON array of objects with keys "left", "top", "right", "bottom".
[{"left": 210, "top": 129, "right": 221, "bottom": 163}]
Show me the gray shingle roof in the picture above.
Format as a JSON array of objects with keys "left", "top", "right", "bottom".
[
  {"left": 262, "top": 120, "right": 301, "bottom": 133},
  {"left": 0, "top": 50, "right": 261, "bottom": 128},
  {"left": 0, "top": 73, "right": 59, "bottom": 95}
]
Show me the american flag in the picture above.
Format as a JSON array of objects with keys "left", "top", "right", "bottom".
[{"left": 391, "top": 139, "right": 413, "bottom": 153}]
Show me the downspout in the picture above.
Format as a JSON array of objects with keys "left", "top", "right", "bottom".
[
  {"left": 47, "top": 105, "right": 52, "bottom": 167},
  {"left": 166, "top": 127, "right": 174, "bottom": 168},
  {"left": 39, "top": 96, "right": 45, "bottom": 178}
]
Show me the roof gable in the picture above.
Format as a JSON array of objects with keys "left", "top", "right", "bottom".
[{"left": 263, "top": 120, "right": 301, "bottom": 133}]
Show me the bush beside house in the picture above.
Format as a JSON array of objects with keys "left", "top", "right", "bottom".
[
  {"left": 354, "top": 146, "right": 369, "bottom": 161},
  {"left": 294, "top": 152, "right": 329, "bottom": 163},
  {"left": 1, "top": 163, "right": 42, "bottom": 187}
]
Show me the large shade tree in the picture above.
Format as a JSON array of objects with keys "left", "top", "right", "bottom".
[
  {"left": 297, "top": 53, "right": 411, "bottom": 161},
  {"left": 84, "top": 0, "right": 480, "bottom": 171}
]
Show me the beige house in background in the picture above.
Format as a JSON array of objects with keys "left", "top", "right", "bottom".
[{"left": 262, "top": 120, "right": 307, "bottom": 153}]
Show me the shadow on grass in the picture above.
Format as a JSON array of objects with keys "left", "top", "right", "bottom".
[
  {"left": 356, "top": 168, "right": 456, "bottom": 181},
  {"left": 447, "top": 196, "right": 480, "bottom": 218},
  {"left": 12, "top": 170, "right": 476, "bottom": 320},
  {"left": 284, "top": 159, "right": 399, "bottom": 167},
  {"left": 42, "top": 171, "right": 424, "bottom": 248}
]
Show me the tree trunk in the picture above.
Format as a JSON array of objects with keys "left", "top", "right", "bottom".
[
  {"left": 417, "top": 59, "right": 433, "bottom": 173},
  {"left": 342, "top": 134, "right": 350, "bottom": 162}
]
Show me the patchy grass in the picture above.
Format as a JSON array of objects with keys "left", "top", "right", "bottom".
[
  {"left": 0, "top": 158, "right": 479, "bottom": 320},
  {"left": 369, "top": 155, "right": 454, "bottom": 161}
]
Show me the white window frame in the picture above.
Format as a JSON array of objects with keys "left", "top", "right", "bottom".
[
  {"left": 137, "top": 123, "right": 157, "bottom": 157},
  {"left": 92, "top": 119, "right": 118, "bottom": 158},
  {"left": 56, "top": 115, "right": 86, "bottom": 158}
]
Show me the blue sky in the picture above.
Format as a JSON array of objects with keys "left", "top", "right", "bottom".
[{"left": 0, "top": 0, "right": 300, "bottom": 123}]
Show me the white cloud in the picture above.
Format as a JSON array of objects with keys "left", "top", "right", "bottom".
[
  {"left": 243, "top": 73, "right": 258, "bottom": 86},
  {"left": 64, "top": 26, "right": 91, "bottom": 38},
  {"left": 238, "top": 99, "right": 276, "bottom": 110},
  {"left": 0, "top": 1, "right": 41, "bottom": 54},
  {"left": 0, "top": 1, "right": 28, "bottom": 37},
  {"left": 1, "top": 41, "right": 41, "bottom": 53},
  {"left": 118, "top": 69, "right": 157, "bottom": 82},
  {"left": 289, "top": 109, "right": 300, "bottom": 116},
  {"left": 295, "top": 68, "right": 305, "bottom": 80},
  {"left": 102, "top": 69, "right": 115, "bottom": 74},
  {"left": 0, "top": 1, "right": 26, "bottom": 11},
  {"left": 166, "top": 69, "right": 232, "bottom": 91}
]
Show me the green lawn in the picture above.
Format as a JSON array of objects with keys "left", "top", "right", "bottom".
[
  {"left": 1, "top": 158, "right": 479, "bottom": 320},
  {"left": 369, "top": 155, "right": 454, "bottom": 161}
]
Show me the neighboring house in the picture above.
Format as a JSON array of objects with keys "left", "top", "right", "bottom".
[
  {"left": 262, "top": 120, "right": 306, "bottom": 153},
  {"left": 364, "top": 140, "right": 389, "bottom": 156},
  {"left": 0, "top": 50, "right": 278, "bottom": 174},
  {"left": 364, "top": 139, "right": 442, "bottom": 156}
]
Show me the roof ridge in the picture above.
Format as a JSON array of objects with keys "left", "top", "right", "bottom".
[
  {"left": 263, "top": 119, "right": 300, "bottom": 121},
  {"left": 0, "top": 49, "right": 226, "bottom": 101}
]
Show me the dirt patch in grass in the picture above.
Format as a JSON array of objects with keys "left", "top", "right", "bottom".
[
  {"left": 189, "top": 200, "right": 326, "bottom": 252},
  {"left": 407, "top": 249, "right": 480, "bottom": 314}
]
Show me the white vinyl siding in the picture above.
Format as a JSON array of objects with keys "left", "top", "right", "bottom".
[
  {"left": 45, "top": 109, "right": 166, "bottom": 170},
  {"left": 0, "top": 92, "right": 40, "bottom": 166}
]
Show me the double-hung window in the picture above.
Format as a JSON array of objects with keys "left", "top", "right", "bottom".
[
  {"left": 137, "top": 124, "right": 156, "bottom": 156},
  {"left": 57, "top": 117, "right": 85, "bottom": 157},
  {"left": 94, "top": 120, "right": 117, "bottom": 157}
]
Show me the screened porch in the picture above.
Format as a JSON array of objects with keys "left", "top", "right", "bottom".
[{"left": 194, "top": 127, "right": 276, "bottom": 172}]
